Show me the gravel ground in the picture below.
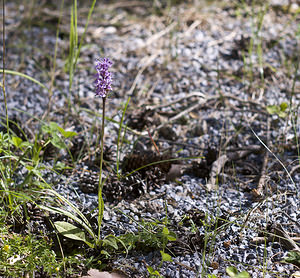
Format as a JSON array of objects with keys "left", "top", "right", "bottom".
[{"left": 1, "top": 1, "right": 300, "bottom": 277}]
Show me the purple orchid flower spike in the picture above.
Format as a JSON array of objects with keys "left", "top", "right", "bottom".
[{"left": 94, "top": 58, "right": 113, "bottom": 98}]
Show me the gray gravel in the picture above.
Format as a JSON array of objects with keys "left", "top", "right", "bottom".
[{"left": 1, "top": 1, "right": 300, "bottom": 277}]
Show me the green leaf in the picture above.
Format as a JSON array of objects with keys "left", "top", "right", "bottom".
[
  {"left": 42, "top": 122, "right": 77, "bottom": 138},
  {"left": 40, "top": 204, "right": 95, "bottom": 241},
  {"left": 54, "top": 161, "right": 72, "bottom": 170},
  {"left": 236, "top": 271, "right": 250, "bottom": 278},
  {"left": 41, "top": 124, "right": 51, "bottom": 134},
  {"left": 226, "top": 266, "right": 250, "bottom": 278},
  {"left": 54, "top": 221, "right": 94, "bottom": 248},
  {"left": 100, "top": 249, "right": 111, "bottom": 258},
  {"left": 41, "top": 189, "right": 96, "bottom": 239},
  {"left": 167, "top": 231, "right": 176, "bottom": 241},
  {"left": 162, "top": 227, "right": 169, "bottom": 235},
  {"left": 42, "top": 122, "right": 59, "bottom": 134},
  {"left": 1, "top": 69, "right": 49, "bottom": 92},
  {"left": 26, "top": 165, "right": 34, "bottom": 171},
  {"left": 49, "top": 121, "right": 60, "bottom": 131},
  {"left": 160, "top": 250, "right": 172, "bottom": 262},
  {"left": 147, "top": 266, "right": 160, "bottom": 275},
  {"left": 266, "top": 105, "right": 280, "bottom": 115},
  {"left": 54, "top": 221, "right": 86, "bottom": 241},
  {"left": 167, "top": 235, "right": 176, "bottom": 241},
  {"left": 277, "top": 111, "right": 287, "bottom": 118},
  {"left": 57, "top": 126, "right": 77, "bottom": 138},
  {"left": 226, "top": 266, "right": 239, "bottom": 276},
  {"left": 280, "top": 102, "right": 288, "bottom": 111},
  {"left": 12, "top": 136, "right": 23, "bottom": 148},
  {"left": 50, "top": 134, "right": 66, "bottom": 149},
  {"left": 21, "top": 141, "right": 32, "bottom": 148},
  {"left": 147, "top": 266, "right": 154, "bottom": 274},
  {"left": 266, "top": 103, "right": 288, "bottom": 118},
  {"left": 102, "top": 236, "right": 118, "bottom": 250},
  {"left": 283, "top": 251, "right": 300, "bottom": 267}
]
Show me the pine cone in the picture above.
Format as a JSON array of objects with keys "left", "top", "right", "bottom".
[
  {"left": 121, "top": 151, "right": 172, "bottom": 175},
  {"left": 78, "top": 170, "right": 99, "bottom": 193},
  {"left": 126, "top": 108, "right": 160, "bottom": 131},
  {"left": 103, "top": 172, "right": 146, "bottom": 202},
  {"left": 145, "top": 166, "right": 164, "bottom": 190}
]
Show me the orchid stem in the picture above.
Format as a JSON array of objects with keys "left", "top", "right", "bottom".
[{"left": 97, "top": 97, "right": 106, "bottom": 242}]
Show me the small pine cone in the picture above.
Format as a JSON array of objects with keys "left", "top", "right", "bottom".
[
  {"left": 121, "top": 153, "right": 147, "bottom": 173},
  {"left": 123, "top": 172, "right": 147, "bottom": 199},
  {"left": 183, "top": 160, "right": 210, "bottom": 179},
  {"left": 103, "top": 172, "right": 146, "bottom": 202},
  {"left": 93, "top": 145, "right": 115, "bottom": 166},
  {"left": 78, "top": 171, "right": 99, "bottom": 193},
  {"left": 43, "top": 141, "right": 58, "bottom": 160},
  {"left": 121, "top": 151, "right": 172, "bottom": 175},
  {"left": 70, "top": 135, "right": 85, "bottom": 160},
  {"left": 156, "top": 152, "right": 172, "bottom": 173},
  {"left": 126, "top": 108, "right": 153, "bottom": 131},
  {"left": 145, "top": 166, "right": 164, "bottom": 190},
  {"left": 25, "top": 202, "right": 44, "bottom": 221},
  {"left": 103, "top": 176, "right": 124, "bottom": 202},
  {"left": 103, "top": 145, "right": 114, "bottom": 162}
]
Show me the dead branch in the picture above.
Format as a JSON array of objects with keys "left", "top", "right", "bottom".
[
  {"left": 155, "top": 95, "right": 218, "bottom": 132},
  {"left": 206, "top": 145, "right": 263, "bottom": 191},
  {"left": 271, "top": 224, "right": 300, "bottom": 252},
  {"left": 252, "top": 117, "right": 271, "bottom": 198},
  {"left": 206, "top": 154, "right": 229, "bottom": 191}
]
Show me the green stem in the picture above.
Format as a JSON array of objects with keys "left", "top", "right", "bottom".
[
  {"left": 97, "top": 97, "right": 106, "bottom": 242},
  {"left": 2, "top": 0, "right": 8, "bottom": 135},
  {"left": 2, "top": 0, "right": 12, "bottom": 208}
]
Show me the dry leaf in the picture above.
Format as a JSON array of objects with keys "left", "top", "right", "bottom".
[{"left": 189, "top": 112, "right": 199, "bottom": 119}]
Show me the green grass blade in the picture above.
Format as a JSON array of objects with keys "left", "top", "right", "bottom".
[
  {"left": 43, "top": 189, "right": 94, "bottom": 233},
  {"left": 40, "top": 204, "right": 96, "bottom": 241},
  {"left": 0, "top": 69, "right": 49, "bottom": 92},
  {"left": 116, "top": 97, "right": 131, "bottom": 176},
  {"left": 74, "top": 0, "right": 78, "bottom": 47},
  {"left": 74, "top": 0, "right": 96, "bottom": 67}
]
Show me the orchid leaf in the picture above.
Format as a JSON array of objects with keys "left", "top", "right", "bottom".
[{"left": 54, "top": 221, "right": 94, "bottom": 248}]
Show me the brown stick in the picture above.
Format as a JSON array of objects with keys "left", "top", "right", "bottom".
[
  {"left": 206, "top": 145, "right": 263, "bottom": 191},
  {"left": 252, "top": 117, "right": 271, "bottom": 198},
  {"left": 271, "top": 224, "right": 300, "bottom": 252}
]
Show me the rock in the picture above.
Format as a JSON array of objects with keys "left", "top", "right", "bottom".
[{"left": 81, "top": 269, "right": 124, "bottom": 278}]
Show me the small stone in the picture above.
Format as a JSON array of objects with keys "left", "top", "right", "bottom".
[{"left": 104, "top": 26, "right": 117, "bottom": 34}]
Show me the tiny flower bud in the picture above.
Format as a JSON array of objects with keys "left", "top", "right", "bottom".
[{"left": 3, "top": 245, "right": 10, "bottom": 252}]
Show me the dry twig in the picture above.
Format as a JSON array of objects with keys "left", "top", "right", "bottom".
[
  {"left": 206, "top": 145, "right": 263, "bottom": 191},
  {"left": 271, "top": 224, "right": 300, "bottom": 252},
  {"left": 252, "top": 117, "right": 271, "bottom": 198}
]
